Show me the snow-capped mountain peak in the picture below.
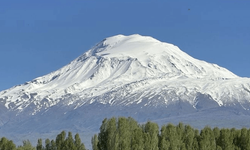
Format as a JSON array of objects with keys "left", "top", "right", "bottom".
[
  {"left": 1, "top": 34, "right": 250, "bottom": 147},
  {"left": 80, "top": 34, "right": 237, "bottom": 79},
  {"left": 0, "top": 35, "right": 242, "bottom": 110}
]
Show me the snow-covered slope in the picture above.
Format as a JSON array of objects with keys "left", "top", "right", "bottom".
[{"left": 0, "top": 34, "right": 250, "bottom": 147}]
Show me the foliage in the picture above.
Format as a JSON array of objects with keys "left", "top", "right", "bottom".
[{"left": 93, "top": 117, "right": 250, "bottom": 150}]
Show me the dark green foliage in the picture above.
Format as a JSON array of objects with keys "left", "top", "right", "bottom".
[
  {"left": 199, "top": 126, "right": 216, "bottom": 150},
  {"left": 238, "top": 128, "right": 250, "bottom": 150},
  {"left": 36, "top": 139, "right": 43, "bottom": 150},
  {"left": 217, "top": 128, "right": 234, "bottom": 150},
  {"left": 56, "top": 131, "right": 66, "bottom": 150},
  {"left": 45, "top": 139, "right": 51, "bottom": 150},
  {"left": 183, "top": 125, "right": 195, "bottom": 150},
  {"left": 131, "top": 127, "right": 144, "bottom": 150},
  {"left": 0, "top": 137, "right": 16, "bottom": 150},
  {"left": 75, "top": 133, "right": 86, "bottom": 150},
  {"left": 50, "top": 140, "right": 56, "bottom": 150}
]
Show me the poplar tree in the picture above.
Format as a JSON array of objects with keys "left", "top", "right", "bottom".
[
  {"left": 218, "top": 128, "right": 234, "bottom": 150},
  {"left": 199, "top": 126, "right": 216, "bottom": 150},
  {"left": 98, "top": 118, "right": 108, "bottom": 150},
  {"left": 91, "top": 134, "right": 99, "bottom": 150},
  {"left": 183, "top": 125, "right": 195, "bottom": 150},
  {"left": 75, "top": 133, "right": 86, "bottom": 150},
  {"left": 17, "top": 140, "right": 35, "bottom": 150},
  {"left": 36, "top": 139, "right": 43, "bottom": 150},
  {"left": 0, "top": 137, "right": 16, "bottom": 150},
  {"left": 192, "top": 129, "right": 200, "bottom": 150},
  {"left": 117, "top": 117, "right": 131, "bottom": 150},
  {"left": 165, "top": 123, "right": 180, "bottom": 149},
  {"left": 56, "top": 131, "right": 66, "bottom": 150},
  {"left": 64, "top": 132, "right": 76, "bottom": 150},
  {"left": 143, "top": 121, "right": 159, "bottom": 150},
  {"left": 159, "top": 125, "right": 170, "bottom": 150},
  {"left": 131, "top": 127, "right": 144, "bottom": 150},
  {"left": 45, "top": 139, "right": 51, "bottom": 150},
  {"left": 50, "top": 140, "right": 57, "bottom": 150}
]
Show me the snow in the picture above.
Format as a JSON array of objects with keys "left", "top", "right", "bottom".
[{"left": 0, "top": 34, "right": 250, "bottom": 148}]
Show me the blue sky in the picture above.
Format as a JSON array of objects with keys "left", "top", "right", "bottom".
[{"left": 0, "top": 0, "right": 250, "bottom": 91}]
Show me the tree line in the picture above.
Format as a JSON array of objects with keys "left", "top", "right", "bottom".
[
  {"left": 0, "top": 131, "right": 86, "bottom": 150},
  {"left": 1, "top": 117, "right": 250, "bottom": 150},
  {"left": 92, "top": 117, "right": 250, "bottom": 150}
]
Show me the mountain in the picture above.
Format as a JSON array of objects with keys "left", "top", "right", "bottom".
[{"left": 1, "top": 34, "right": 250, "bottom": 147}]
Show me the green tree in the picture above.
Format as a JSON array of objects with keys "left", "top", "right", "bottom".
[
  {"left": 50, "top": 140, "right": 56, "bottom": 150},
  {"left": 98, "top": 118, "right": 108, "bottom": 150},
  {"left": 199, "top": 126, "right": 216, "bottom": 150},
  {"left": 166, "top": 123, "right": 181, "bottom": 150},
  {"left": 192, "top": 129, "right": 200, "bottom": 150},
  {"left": 143, "top": 121, "right": 159, "bottom": 150},
  {"left": 183, "top": 125, "right": 195, "bottom": 150},
  {"left": 159, "top": 125, "right": 170, "bottom": 150},
  {"left": 238, "top": 128, "right": 250, "bottom": 150},
  {"left": 92, "top": 134, "right": 99, "bottom": 150},
  {"left": 45, "top": 139, "right": 51, "bottom": 150},
  {"left": 17, "top": 140, "right": 35, "bottom": 150},
  {"left": 230, "top": 128, "right": 241, "bottom": 149},
  {"left": 63, "top": 132, "right": 76, "bottom": 150},
  {"left": 75, "top": 133, "right": 86, "bottom": 150},
  {"left": 0, "top": 137, "right": 16, "bottom": 150},
  {"left": 97, "top": 117, "right": 118, "bottom": 150},
  {"left": 117, "top": 117, "right": 131, "bottom": 150},
  {"left": 56, "top": 131, "right": 66, "bottom": 150},
  {"left": 36, "top": 139, "right": 43, "bottom": 150},
  {"left": 217, "top": 128, "right": 234, "bottom": 150},
  {"left": 131, "top": 127, "right": 144, "bottom": 150}
]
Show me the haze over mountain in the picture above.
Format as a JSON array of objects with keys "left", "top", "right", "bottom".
[{"left": 1, "top": 34, "right": 250, "bottom": 147}]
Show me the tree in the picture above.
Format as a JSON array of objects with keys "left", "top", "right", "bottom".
[
  {"left": 63, "top": 132, "right": 76, "bottom": 150},
  {"left": 183, "top": 125, "right": 195, "bottom": 150},
  {"left": 192, "top": 129, "right": 200, "bottom": 150},
  {"left": 131, "top": 127, "right": 144, "bottom": 150},
  {"left": 56, "top": 131, "right": 66, "bottom": 150},
  {"left": 45, "top": 139, "right": 51, "bottom": 150},
  {"left": 36, "top": 139, "right": 43, "bottom": 150},
  {"left": 143, "top": 121, "right": 159, "bottom": 150},
  {"left": 17, "top": 140, "right": 35, "bottom": 150},
  {"left": 0, "top": 137, "right": 16, "bottom": 150},
  {"left": 166, "top": 123, "right": 181, "bottom": 150},
  {"left": 75, "top": 133, "right": 86, "bottom": 150},
  {"left": 98, "top": 118, "right": 108, "bottom": 150},
  {"left": 117, "top": 117, "right": 131, "bottom": 150},
  {"left": 98, "top": 117, "right": 118, "bottom": 150},
  {"left": 230, "top": 128, "right": 241, "bottom": 149},
  {"left": 217, "top": 128, "right": 234, "bottom": 150},
  {"left": 92, "top": 134, "right": 98, "bottom": 150},
  {"left": 199, "top": 126, "right": 216, "bottom": 150},
  {"left": 50, "top": 140, "right": 57, "bottom": 150},
  {"left": 159, "top": 125, "right": 170, "bottom": 150},
  {"left": 238, "top": 128, "right": 250, "bottom": 150}
]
